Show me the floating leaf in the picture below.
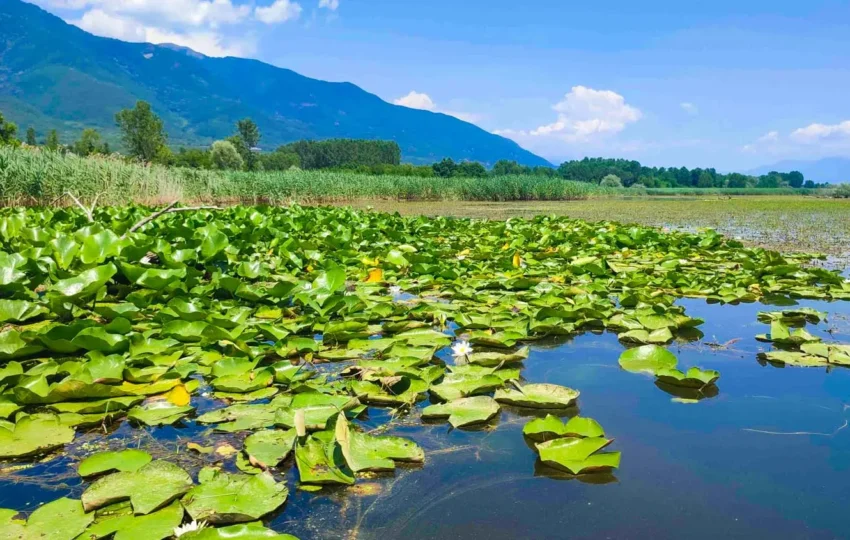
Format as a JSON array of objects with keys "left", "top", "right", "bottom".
[
  {"left": 422, "top": 396, "right": 501, "bottom": 428},
  {"left": 618, "top": 345, "right": 678, "bottom": 375},
  {"left": 82, "top": 460, "right": 193, "bottom": 514},
  {"left": 180, "top": 522, "right": 299, "bottom": 539},
  {"left": 0, "top": 413, "right": 75, "bottom": 458},
  {"left": 182, "top": 468, "right": 289, "bottom": 524},
  {"left": 494, "top": 383, "right": 580, "bottom": 408},
  {"left": 0, "top": 497, "right": 93, "bottom": 540},
  {"left": 79, "top": 450, "right": 153, "bottom": 477},
  {"left": 536, "top": 437, "right": 621, "bottom": 475}
]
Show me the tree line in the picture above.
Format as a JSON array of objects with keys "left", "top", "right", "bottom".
[{"left": 1, "top": 103, "right": 824, "bottom": 188}]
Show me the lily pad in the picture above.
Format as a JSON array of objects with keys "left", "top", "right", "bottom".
[
  {"left": 244, "top": 429, "right": 297, "bottom": 469},
  {"left": 536, "top": 437, "right": 621, "bottom": 475},
  {"left": 618, "top": 345, "right": 678, "bottom": 375},
  {"left": 523, "top": 415, "right": 605, "bottom": 443},
  {"left": 336, "top": 415, "right": 424, "bottom": 472},
  {"left": 79, "top": 450, "right": 153, "bottom": 477},
  {"left": 0, "top": 413, "right": 76, "bottom": 458},
  {"left": 655, "top": 367, "right": 720, "bottom": 388},
  {"left": 180, "top": 522, "right": 299, "bottom": 539},
  {"left": 182, "top": 468, "right": 289, "bottom": 524},
  {"left": 0, "top": 497, "right": 93, "bottom": 540},
  {"left": 421, "top": 396, "right": 501, "bottom": 428},
  {"left": 82, "top": 460, "right": 194, "bottom": 514},
  {"left": 295, "top": 433, "right": 355, "bottom": 485},
  {"left": 78, "top": 500, "right": 184, "bottom": 540},
  {"left": 494, "top": 383, "right": 580, "bottom": 408},
  {"left": 127, "top": 402, "right": 194, "bottom": 426}
]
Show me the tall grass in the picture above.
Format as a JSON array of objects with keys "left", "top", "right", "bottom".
[{"left": 0, "top": 146, "right": 606, "bottom": 205}]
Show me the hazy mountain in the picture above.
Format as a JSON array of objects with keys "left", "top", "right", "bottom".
[
  {"left": 747, "top": 157, "right": 850, "bottom": 184},
  {"left": 0, "top": 0, "right": 550, "bottom": 167}
]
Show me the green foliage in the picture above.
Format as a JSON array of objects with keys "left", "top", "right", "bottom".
[
  {"left": 46, "top": 129, "right": 61, "bottom": 151},
  {"left": 0, "top": 110, "right": 18, "bottom": 146},
  {"left": 600, "top": 174, "right": 623, "bottom": 187},
  {"left": 210, "top": 140, "right": 245, "bottom": 171},
  {"left": 174, "top": 147, "right": 213, "bottom": 169},
  {"left": 73, "top": 128, "right": 109, "bottom": 157},
  {"left": 114, "top": 101, "right": 168, "bottom": 162},
  {"left": 283, "top": 139, "right": 401, "bottom": 170},
  {"left": 25, "top": 127, "right": 37, "bottom": 146},
  {"left": 832, "top": 184, "right": 850, "bottom": 198}
]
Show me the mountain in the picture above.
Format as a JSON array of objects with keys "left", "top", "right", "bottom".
[
  {"left": 0, "top": 0, "right": 550, "bottom": 167},
  {"left": 747, "top": 158, "right": 850, "bottom": 184}
]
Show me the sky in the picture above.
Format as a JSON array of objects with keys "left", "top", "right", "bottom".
[{"left": 27, "top": 0, "right": 850, "bottom": 171}]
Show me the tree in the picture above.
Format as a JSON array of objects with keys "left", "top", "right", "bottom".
[
  {"left": 72, "top": 128, "right": 107, "bottom": 156},
  {"left": 803, "top": 180, "right": 816, "bottom": 189},
  {"left": 174, "top": 147, "right": 213, "bottom": 169},
  {"left": 210, "top": 140, "right": 244, "bottom": 170},
  {"left": 261, "top": 150, "right": 301, "bottom": 171},
  {"left": 0, "top": 111, "right": 18, "bottom": 145},
  {"left": 26, "top": 127, "right": 37, "bottom": 146},
  {"left": 115, "top": 101, "right": 168, "bottom": 162},
  {"left": 237, "top": 119, "right": 261, "bottom": 149},
  {"left": 432, "top": 158, "right": 457, "bottom": 178},
  {"left": 46, "top": 130, "right": 60, "bottom": 151},
  {"left": 696, "top": 171, "right": 714, "bottom": 188},
  {"left": 456, "top": 161, "right": 487, "bottom": 178},
  {"left": 491, "top": 160, "right": 527, "bottom": 176},
  {"left": 600, "top": 174, "right": 623, "bottom": 187},
  {"left": 786, "top": 170, "right": 805, "bottom": 188}
]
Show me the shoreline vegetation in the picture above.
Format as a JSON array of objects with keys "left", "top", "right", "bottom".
[{"left": 0, "top": 145, "right": 842, "bottom": 206}]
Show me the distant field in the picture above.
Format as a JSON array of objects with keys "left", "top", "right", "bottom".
[{"left": 351, "top": 197, "right": 850, "bottom": 261}]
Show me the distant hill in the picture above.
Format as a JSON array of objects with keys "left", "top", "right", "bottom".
[
  {"left": 0, "top": 0, "right": 550, "bottom": 167},
  {"left": 747, "top": 157, "right": 850, "bottom": 184}
]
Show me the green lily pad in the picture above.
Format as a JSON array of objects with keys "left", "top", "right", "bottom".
[
  {"left": 430, "top": 373, "right": 504, "bottom": 402},
  {"left": 467, "top": 346, "right": 530, "bottom": 367},
  {"left": 197, "top": 403, "right": 278, "bottom": 432},
  {"left": 180, "top": 522, "right": 299, "bottom": 539},
  {"left": 0, "top": 413, "right": 76, "bottom": 458},
  {"left": 244, "top": 429, "right": 297, "bottom": 469},
  {"left": 336, "top": 415, "right": 424, "bottom": 472},
  {"left": 0, "top": 299, "right": 48, "bottom": 324},
  {"left": 127, "top": 403, "right": 194, "bottom": 426},
  {"left": 0, "top": 497, "right": 93, "bottom": 540},
  {"left": 78, "top": 500, "right": 184, "bottom": 540},
  {"left": 182, "top": 468, "right": 289, "bottom": 524},
  {"left": 536, "top": 437, "right": 621, "bottom": 475},
  {"left": 494, "top": 383, "right": 580, "bottom": 408},
  {"left": 523, "top": 415, "right": 605, "bottom": 443},
  {"left": 655, "top": 367, "right": 720, "bottom": 388},
  {"left": 618, "top": 345, "right": 678, "bottom": 375},
  {"left": 295, "top": 433, "right": 355, "bottom": 485},
  {"left": 48, "top": 396, "right": 144, "bottom": 415},
  {"left": 82, "top": 460, "right": 194, "bottom": 514},
  {"left": 79, "top": 450, "right": 153, "bottom": 477},
  {"left": 421, "top": 396, "right": 501, "bottom": 428}
]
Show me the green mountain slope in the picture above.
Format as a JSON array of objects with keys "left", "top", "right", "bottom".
[{"left": 0, "top": 0, "right": 550, "bottom": 166}]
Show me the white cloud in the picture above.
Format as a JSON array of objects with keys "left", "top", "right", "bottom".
[
  {"left": 741, "top": 131, "right": 780, "bottom": 153},
  {"left": 394, "top": 91, "right": 437, "bottom": 111},
  {"left": 319, "top": 0, "right": 339, "bottom": 10},
  {"left": 680, "top": 102, "right": 698, "bottom": 115},
  {"left": 494, "top": 86, "right": 641, "bottom": 154},
  {"left": 790, "top": 121, "right": 850, "bottom": 143},
  {"left": 35, "top": 0, "right": 251, "bottom": 27},
  {"left": 255, "top": 0, "right": 303, "bottom": 23},
  {"left": 74, "top": 9, "right": 255, "bottom": 57},
  {"left": 529, "top": 86, "right": 641, "bottom": 142},
  {"left": 393, "top": 91, "right": 482, "bottom": 124}
]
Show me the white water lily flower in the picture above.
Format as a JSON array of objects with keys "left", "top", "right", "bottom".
[
  {"left": 294, "top": 409, "right": 307, "bottom": 437},
  {"left": 457, "top": 255, "right": 466, "bottom": 261},
  {"left": 174, "top": 520, "right": 207, "bottom": 537},
  {"left": 451, "top": 340, "right": 473, "bottom": 358},
  {"left": 139, "top": 255, "right": 152, "bottom": 265},
  {"left": 303, "top": 283, "right": 313, "bottom": 291},
  {"left": 389, "top": 286, "right": 402, "bottom": 295}
]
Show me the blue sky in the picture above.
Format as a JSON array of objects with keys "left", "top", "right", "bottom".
[{"left": 29, "top": 0, "right": 850, "bottom": 170}]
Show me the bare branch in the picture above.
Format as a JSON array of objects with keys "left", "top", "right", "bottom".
[
  {"left": 65, "top": 192, "right": 92, "bottom": 222},
  {"left": 128, "top": 201, "right": 221, "bottom": 234}
]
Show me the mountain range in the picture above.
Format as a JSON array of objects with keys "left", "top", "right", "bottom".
[
  {"left": 0, "top": 0, "right": 550, "bottom": 167},
  {"left": 747, "top": 157, "right": 850, "bottom": 184}
]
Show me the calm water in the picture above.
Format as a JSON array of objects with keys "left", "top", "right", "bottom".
[{"left": 3, "top": 295, "right": 850, "bottom": 539}]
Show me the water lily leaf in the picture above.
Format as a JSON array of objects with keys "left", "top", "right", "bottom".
[
  {"left": 421, "top": 396, "right": 501, "bottom": 428},
  {"left": 0, "top": 329, "right": 43, "bottom": 360},
  {"left": 215, "top": 387, "right": 279, "bottom": 402},
  {"left": 127, "top": 402, "right": 194, "bottom": 426},
  {"left": 335, "top": 415, "right": 424, "bottom": 472},
  {"left": 71, "top": 327, "right": 129, "bottom": 353},
  {"left": 0, "top": 299, "right": 48, "bottom": 324},
  {"left": 80, "top": 230, "right": 122, "bottom": 265},
  {"left": 494, "top": 383, "right": 580, "bottom": 408},
  {"left": 758, "top": 351, "right": 828, "bottom": 367},
  {"left": 295, "top": 432, "right": 355, "bottom": 485},
  {"left": 655, "top": 367, "right": 720, "bottom": 388},
  {"left": 618, "top": 328, "right": 674, "bottom": 345},
  {"left": 196, "top": 224, "right": 229, "bottom": 260},
  {"left": 430, "top": 373, "right": 503, "bottom": 402},
  {"left": 180, "top": 522, "right": 299, "bottom": 539},
  {"left": 82, "top": 460, "right": 194, "bottom": 514},
  {"left": 47, "top": 396, "right": 142, "bottom": 416},
  {"left": 244, "top": 429, "right": 297, "bottom": 469},
  {"left": 618, "top": 345, "right": 678, "bottom": 375},
  {"left": 523, "top": 415, "right": 605, "bottom": 443},
  {"left": 197, "top": 404, "right": 278, "bottom": 432},
  {"left": 756, "top": 321, "right": 821, "bottom": 346},
  {"left": 78, "top": 500, "right": 184, "bottom": 540},
  {"left": 182, "top": 468, "right": 289, "bottom": 524},
  {"left": 0, "top": 413, "right": 75, "bottom": 458},
  {"left": 0, "top": 396, "right": 23, "bottom": 420},
  {"left": 536, "top": 437, "right": 620, "bottom": 474},
  {"left": 350, "top": 377, "right": 429, "bottom": 406},
  {"left": 467, "top": 346, "right": 530, "bottom": 367},
  {"left": 79, "top": 450, "right": 153, "bottom": 477},
  {"left": 211, "top": 369, "right": 274, "bottom": 393},
  {"left": 276, "top": 393, "right": 362, "bottom": 431},
  {"left": 0, "top": 497, "right": 93, "bottom": 540},
  {"left": 51, "top": 264, "right": 116, "bottom": 299}
]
